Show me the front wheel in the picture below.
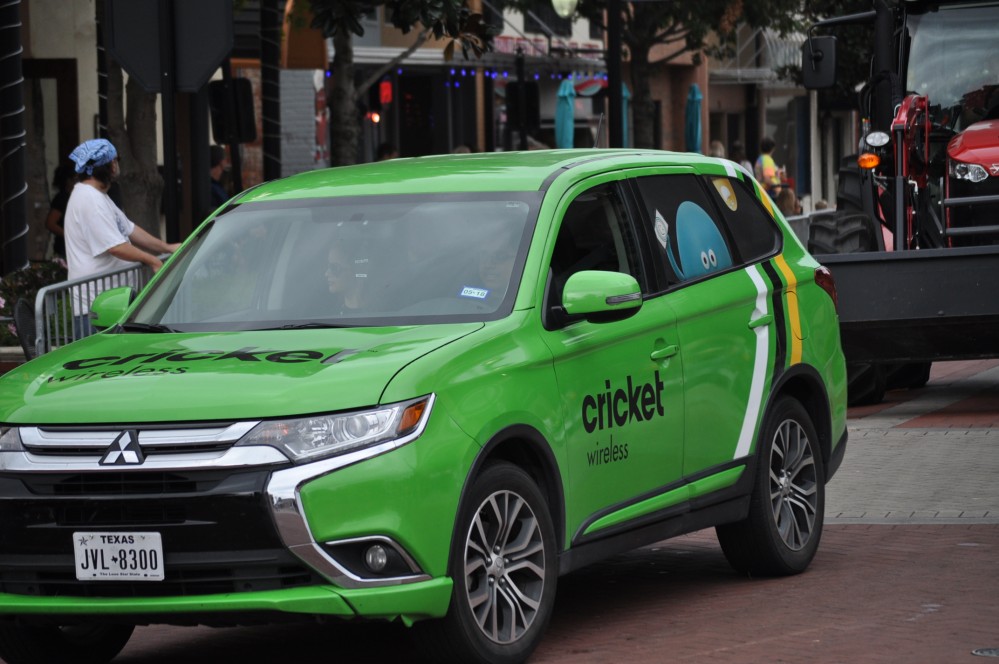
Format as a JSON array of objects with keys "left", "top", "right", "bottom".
[
  {"left": 716, "top": 396, "right": 825, "bottom": 576},
  {"left": 415, "top": 462, "right": 557, "bottom": 664},
  {"left": 0, "top": 623, "right": 134, "bottom": 664}
]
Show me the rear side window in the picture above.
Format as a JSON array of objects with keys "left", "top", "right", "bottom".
[
  {"left": 702, "top": 175, "right": 780, "bottom": 262},
  {"left": 633, "top": 174, "right": 735, "bottom": 286}
]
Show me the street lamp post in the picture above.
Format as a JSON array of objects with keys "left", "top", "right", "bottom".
[
  {"left": 606, "top": 0, "right": 622, "bottom": 147},
  {"left": 551, "top": 0, "right": 622, "bottom": 147}
]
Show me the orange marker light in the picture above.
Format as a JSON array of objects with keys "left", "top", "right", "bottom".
[{"left": 857, "top": 153, "right": 880, "bottom": 169}]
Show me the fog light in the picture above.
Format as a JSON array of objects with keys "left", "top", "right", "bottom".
[{"left": 364, "top": 544, "right": 389, "bottom": 572}]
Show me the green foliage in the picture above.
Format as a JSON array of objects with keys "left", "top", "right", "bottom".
[
  {"left": 307, "top": 0, "right": 494, "bottom": 58},
  {"left": 0, "top": 260, "right": 68, "bottom": 347},
  {"left": 511, "top": 0, "right": 800, "bottom": 65}
]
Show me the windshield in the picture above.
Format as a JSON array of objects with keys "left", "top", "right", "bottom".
[
  {"left": 906, "top": 4, "right": 999, "bottom": 130},
  {"left": 128, "top": 193, "right": 539, "bottom": 331}
]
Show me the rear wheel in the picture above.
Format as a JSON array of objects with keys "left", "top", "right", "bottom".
[
  {"left": 717, "top": 396, "right": 825, "bottom": 576},
  {"left": 415, "top": 462, "right": 557, "bottom": 664},
  {"left": 847, "top": 363, "right": 888, "bottom": 406},
  {"left": 886, "top": 361, "right": 932, "bottom": 390},
  {"left": 0, "top": 623, "right": 134, "bottom": 664}
]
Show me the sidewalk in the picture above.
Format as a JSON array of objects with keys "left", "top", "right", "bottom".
[{"left": 827, "top": 360, "right": 999, "bottom": 524}]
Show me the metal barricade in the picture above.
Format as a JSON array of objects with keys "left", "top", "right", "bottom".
[{"left": 32, "top": 263, "right": 153, "bottom": 357}]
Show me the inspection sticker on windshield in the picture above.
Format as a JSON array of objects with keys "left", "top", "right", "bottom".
[
  {"left": 460, "top": 287, "right": 489, "bottom": 299},
  {"left": 73, "top": 532, "right": 164, "bottom": 581}
]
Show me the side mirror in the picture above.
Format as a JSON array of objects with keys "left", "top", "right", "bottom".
[
  {"left": 801, "top": 36, "right": 837, "bottom": 89},
  {"left": 562, "top": 270, "right": 642, "bottom": 323},
  {"left": 89, "top": 287, "right": 136, "bottom": 331}
]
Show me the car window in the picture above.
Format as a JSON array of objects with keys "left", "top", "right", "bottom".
[
  {"left": 702, "top": 175, "right": 781, "bottom": 262},
  {"left": 127, "top": 193, "right": 540, "bottom": 330},
  {"left": 633, "top": 174, "right": 734, "bottom": 286},
  {"left": 546, "top": 183, "right": 645, "bottom": 322}
]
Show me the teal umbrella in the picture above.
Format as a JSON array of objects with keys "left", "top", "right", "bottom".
[
  {"left": 684, "top": 83, "right": 703, "bottom": 153},
  {"left": 555, "top": 79, "right": 576, "bottom": 148}
]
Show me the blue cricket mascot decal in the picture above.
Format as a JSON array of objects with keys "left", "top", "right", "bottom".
[{"left": 654, "top": 201, "right": 732, "bottom": 280}]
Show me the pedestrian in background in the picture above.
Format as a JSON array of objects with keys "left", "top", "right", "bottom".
[
  {"left": 45, "top": 161, "right": 77, "bottom": 259},
  {"left": 754, "top": 137, "right": 783, "bottom": 195},
  {"left": 64, "top": 138, "right": 181, "bottom": 338},
  {"left": 377, "top": 142, "right": 398, "bottom": 161},
  {"left": 776, "top": 187, "right": 802, "bottom": 217},
  {"left": 708, "top": 140, "right": 726, "bottom": 158},
  {"left": 729, "top": 140, "right": 753, "bottom": 174},
  {"left": 209, "top": 145, "right": 230, "bottom": 209}
]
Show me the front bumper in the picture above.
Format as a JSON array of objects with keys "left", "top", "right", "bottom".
[
  {"left": 0, "top": 578, "right": 453, "bottom": 623},
  {"left": 0, "top": 400, "right": 478, "bottom": 623}
]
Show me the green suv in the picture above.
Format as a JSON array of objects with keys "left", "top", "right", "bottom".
[{"left": 0, "top": 150, "right": 847, "bottom": 664}]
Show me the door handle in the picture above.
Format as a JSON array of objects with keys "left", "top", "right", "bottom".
[
  {"left": 650, "top": 344, "right": 679, "bottom": 361},
  {"left": 748, "top": 314, "right": 773, "bottom": 329}
]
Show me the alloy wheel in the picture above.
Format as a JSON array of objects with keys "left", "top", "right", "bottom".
[
  {"left": 769, "top": 418, "right": 819, "bottom": 551},
  {"left": 462, "top": 489, "right": 547, "bottom": 644}
]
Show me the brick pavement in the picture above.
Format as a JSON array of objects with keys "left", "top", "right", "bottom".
[
  {"left": 112, "top": 525, "right": 998, "bottom": 664},
  {"left": 533, "top": 525, "right": 999, "bottom": 664}
]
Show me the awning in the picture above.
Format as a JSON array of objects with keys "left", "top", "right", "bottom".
[{"left": 710, "top": 27, "right": 805, "bottom": 86}]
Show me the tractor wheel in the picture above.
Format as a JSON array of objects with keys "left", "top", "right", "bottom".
[
  {"left": 807, "top": 209, "right": 886, "bottom": 405},
  {"left": 806, "top": 211, "right": 879, "bottom": 255},
  {"left": 886, "top": 361, "right": 933, "bottom": 390},
  {"left": 847, "top": 363, "right": 888, "bottom": 406}
]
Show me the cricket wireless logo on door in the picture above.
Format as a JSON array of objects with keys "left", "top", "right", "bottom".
[
  {"left": 48, "top": 347, "right": 337, "bottom": 383},
  {"left": 580, "top": 371, "right": 666, "bottom": 467}
]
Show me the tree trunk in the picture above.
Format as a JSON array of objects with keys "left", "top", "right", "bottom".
[
  {"left": 23, "top": 77, "right": 52, "bottom": 261},
  {"left": 629, "top": 49, "right": 656, "bottom": 149},
  {"left": 329, "top": 30, "right": 359, "bottom": 167},
  {"left": 106, "top": 60, "right": 163, "bottom": 237}
]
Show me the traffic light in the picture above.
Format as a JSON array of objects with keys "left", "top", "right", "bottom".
[
  {"left": 506, "top": 81, "right": 540, "bottom": 131},
  {"left": 208, "top": 78, "right": 257, "bottom": 144}
]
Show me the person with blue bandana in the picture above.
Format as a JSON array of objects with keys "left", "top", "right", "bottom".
[{"left": 63, "top": 138, "right": 181, "bottom": 338}]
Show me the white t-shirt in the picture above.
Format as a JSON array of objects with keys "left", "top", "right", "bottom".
[{"left": 63, "top": 183, "right": 138, "bottom": 315}]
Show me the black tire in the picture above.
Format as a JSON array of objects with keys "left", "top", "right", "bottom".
[
  {"left": 806, "top": 211, "right": 879, "bottom": 255},
  {"left": 886, "top": 361, "right": 932, "bottom": 390},
  {"left": 716, "top": 397, "right": 825, "bottom": 576},
  {"left": 415, "top": 462, "right": 557, "bottom": 664},
  {"left": 0, "top": 623, "right": 134, "bottom": 664},
  {"left": 847, "top": 363, "right": 888, "bottom": 406}
]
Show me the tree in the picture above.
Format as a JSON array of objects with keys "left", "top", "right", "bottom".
[
  {"left": 513, "top": 0, "right": 800, "bottom": 150},
  {"left": 307, "top": 1, "right": 493, "bottom": 166},
  {"left": 105, "top": 62, "right": 164, "bottom": 237},
  {"left": 93, "top": 0, "right": 164, "bottom": 238}
]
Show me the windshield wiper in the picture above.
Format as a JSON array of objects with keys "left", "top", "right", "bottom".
[
  {"left": 119, "top": 322, "right": 179, "bottom": 333},
  {"left": 260, "top": 322, "right": 349, "bottom": 330}
]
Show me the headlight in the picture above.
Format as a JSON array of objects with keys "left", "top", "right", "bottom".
[
  {"left": 236, "top": 396, "right": 432, "bottom": 463},
  {"left": 949, "top": 160, "right": 989, "bottom": 183},
  {"left": 864, "top": 131, "right": 890, "bottom": 148}
]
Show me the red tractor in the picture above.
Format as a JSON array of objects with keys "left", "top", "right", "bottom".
[{"left": 802, "top": 0, "right": 999, "bottom": 404}]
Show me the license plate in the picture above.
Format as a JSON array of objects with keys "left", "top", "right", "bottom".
[{"left": 73, "top": 532, "right": 164, "bottom": 581}]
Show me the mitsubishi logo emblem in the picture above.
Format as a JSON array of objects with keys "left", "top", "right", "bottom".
[{"left": 99, "top": 430, "right": 145, "bottom": 466}]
